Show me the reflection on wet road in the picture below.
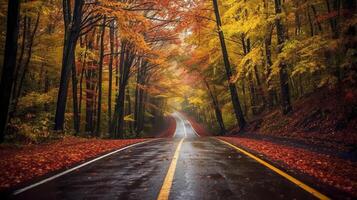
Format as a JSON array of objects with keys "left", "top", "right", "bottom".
[{"left": 11, "top": 112, "right": 322, "bottom": 200}]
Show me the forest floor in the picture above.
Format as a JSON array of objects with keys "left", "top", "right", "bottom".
[{"left": 0, "top": 137, "right": 146, "bottom": 192}]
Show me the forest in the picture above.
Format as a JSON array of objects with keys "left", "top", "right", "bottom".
[
  {"left": 0, "top": 0, "right": 356, "bottom": 199},
  {"left": 1, "top": 0, "right": 356, "bottom": 142},
  {"left": 0, "top": 0, "right": 356, "bottom": 142}
]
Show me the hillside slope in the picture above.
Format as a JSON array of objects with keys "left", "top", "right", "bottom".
[{"left": 230, "top": 88, "right": 357, "bottom": 155}]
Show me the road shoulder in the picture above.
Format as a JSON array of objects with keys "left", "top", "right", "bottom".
[
  {"left": 0, "top": 137, "right": 149, "bottom": 196},
  {"left": 217, "top": 136, "right": 356, "bottom": 199}
]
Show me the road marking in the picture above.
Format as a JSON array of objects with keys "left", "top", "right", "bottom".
[
  {"left": 157, "top": 138, "right": 184, "bottom": 200},
  {"left": 13, "top": 139, "right": 156, "bottom": 196},
  {"left": 176, "top": 112, "right": 187, "bottom": 138},
  {"left": 172, "top": 113, "right": 179, "bottom": 138},
  {"left": 182, "top": 117, "right": 187, "bottom": 138},
  {"left": 175, "top": 112, "right": 199, "bottom": 137},
  {"left": 172, "top": 112, "right": 187, "bottom": 138},
  {"left": 186, "top": 120, "right": 200, "bottom": 137},
  {"left": 217, "top": 138, "right": 330, "bottom": 200}
]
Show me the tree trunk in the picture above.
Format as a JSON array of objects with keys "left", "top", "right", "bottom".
[
  {"left": 54, "top": 0, "right": 84, "bottom": 131},
  {"left": 12, "top": 15, "right": 28, "bottom": 101},
  {"left": 212, "top": 0, "right": 246, "bottom": 129},
  {"left": 96, "top": 16, "right": 106, "bottom": 136},
  {"left": 203, "top": 79, "right": 225, "bottom": 134},
  {"left": 134, "top": 59, "right": 148, "bottom": 135},
  {"left": 274, "top": 0, "right": 292, "bottom": 114},
  {"left": 126, "top": 88, "right": 134, "bottom": 133},
  {"left": 115, "top": 32, "right": 120, "bottom": 88},
  {"left": 78, "top": 43, "right": 87, "bottom": 128},
  {"left": 307, "top": 4, "right": 315, "bottom": 37},
  {"left": 85, "top": 32, "right": 95, "bottom": 134},
  {"left": 85, "top": 64, "right": 94, "bottom": 134},
  {"left": 0, "top": 0, "right": 20, "bottom": 142},
  {"left": 10, "top": 12, "right": 40, "bottom": 119},
  {"left": 108, "top": 21, "right": 114, "bottom": 134},
  {"left": 110, "top": 42, "right": 135, "bottom": 138},
  {"left": 112, "top": 82, "right": 126, "bottom": 138},
  {"left": 134, "top": 60, "right": 141, "bottom": 134},
  {"left": 71, "top": 53, "right": 80, "bottom": 135},
  {"left": 263, "top": 1, "right": 277, "bottom": 108},
  {"left": 311, "top": 5, "right": 323, "bottom": 33}
]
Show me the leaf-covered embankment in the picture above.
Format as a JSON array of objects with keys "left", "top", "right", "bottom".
[
  {"left": 0, "top": 137, "right": 146, "bottom": 191},
  {"left": 157, "top": 116, "right": 177, "bottom": 138},
  {"left": 230, "top": 88, "right": 357, "bottom": 154}
]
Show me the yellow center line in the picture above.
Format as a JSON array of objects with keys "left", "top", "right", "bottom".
[
  {"left": 216, "top": 138, "right": 330, "bottom": 200},
  {"left": 157, "top": 138, "right": 184, "bottom": 200}
]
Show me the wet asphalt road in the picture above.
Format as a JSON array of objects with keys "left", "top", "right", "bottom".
[{"left": 10, "top": 113, "right": 317, "bottom": 200}]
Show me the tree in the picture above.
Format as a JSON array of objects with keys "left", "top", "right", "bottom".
[
  {"left": 107, "top": 21, "right": 115, "bottom": 134},
  {"left": 212, "top": 0, "right": 246, "bottom": 129},
  {"left": 96, "top": 16, "right": 106, "bottom": 136},
  {"left": 0, "top": 0, "right": 21, "bottom": 142},
  {"left": 274, "top": 0, "right": 292, "bottom": 114},
  {"left": 54, "top": 0, "right": 84, "bottom": 131}
]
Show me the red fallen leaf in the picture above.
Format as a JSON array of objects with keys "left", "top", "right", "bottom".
[{"left": 0, "top": 137, "right": 146, "bottom": 190}]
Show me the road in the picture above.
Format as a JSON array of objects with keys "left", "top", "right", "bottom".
[{"left": 10, "top": 112, "right": 323, "bottom": 200}]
